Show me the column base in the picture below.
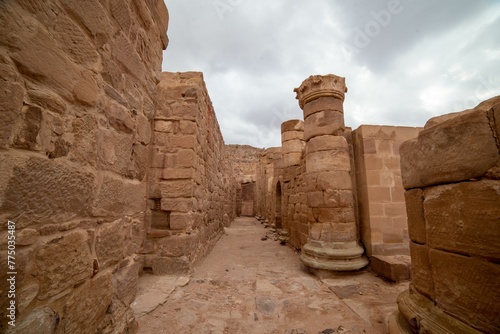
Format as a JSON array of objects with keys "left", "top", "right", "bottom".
[
  {"left": 389, "top": 288, "right": 483, "bottom": 334},
  {"left": 300, "top": 240, "right": 368, "bottom": 271}
]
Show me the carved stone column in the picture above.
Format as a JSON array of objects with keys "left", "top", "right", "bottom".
[{"left": 294, "top": 74, "right": 368, "bottom": 271}]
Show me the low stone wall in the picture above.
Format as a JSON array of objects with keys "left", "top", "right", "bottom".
[
  {"left": 390, "top": 97, "right": 500, "bottom": 333},
  {"left": 0, "top": 0, "right": 168, "bottom": 332},
  {"left": 143, "top": 72, "right": 237, "bottom": 275}
]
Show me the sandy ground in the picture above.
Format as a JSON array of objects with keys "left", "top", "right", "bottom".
[{"left": 134, "top": 217, "right": 408, "bottom": 334}]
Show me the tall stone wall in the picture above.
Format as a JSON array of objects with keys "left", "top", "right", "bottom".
[
  {"left": 353, "top": 125, "right": 421, "bottom": 281},
  {"left": 143, "top": 72, "right": 237, "bottom": 275},
  {"left": 0, "top": 0, "right": 168, "bottom": 332},
  {"left": 390, "top": 97, "right": 500, "bottom": 333},
  {"left": 255, "top": 147, "right": 282, "bottom": 225}
]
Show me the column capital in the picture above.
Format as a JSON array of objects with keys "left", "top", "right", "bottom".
[{"left": 294, "top": 74, "right": 348, "bottom": 109}]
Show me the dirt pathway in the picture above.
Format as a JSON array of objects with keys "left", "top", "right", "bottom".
[{"left": 134, "top": 217, "right": 408, "bottom": 334}]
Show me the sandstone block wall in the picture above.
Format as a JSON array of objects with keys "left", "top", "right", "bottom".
[
  {"left": 143, "top": 72, "right": 236, "bottom": 275},
  {"left": 391, "top": 97, "right": 500, "bottom": 333},
  {"left": 256, "top": 147, "right": 283, "bottom": 226},
  {"left": 225, "top": 144, "right": 263, "bottom": 216},
  {"left": 352, "top": 126, "right": 420, "bottom": 255},
  {"left": 0, "top": 0, "right": 168, "bottom": 332},
  {"left": 281, "top": 120, "right": 309, "bottom": 249}
]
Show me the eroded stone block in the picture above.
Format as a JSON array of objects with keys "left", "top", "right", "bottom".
[
  {"left": 58, "top": 272, "right": 114, "bottom": 334},
  {"left": 430, "top": 249, "right": 500, "bottom": 333},
  {"left": 96, "top": 219, "right": 127, "bottom": 269},
  {"left": 424, "top": 180, "right": 500, "bottom": 260},
  {"left": 28, "top": 230, "right": 93, "bottom": 300},
  {"left": 400, "top": 110, "right": 499, "bottom": 189}
]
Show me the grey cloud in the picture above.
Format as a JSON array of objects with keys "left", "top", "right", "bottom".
[{"left": 163, "top": 0, "right": 500, "bottom": 147}]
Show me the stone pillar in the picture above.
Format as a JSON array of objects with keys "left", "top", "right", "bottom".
[
  {"left": 294, "top": 74, "right": 368, "bottom": 271},
  {"left": 281, "top": 119, "right": 305, "bottom": 172}
]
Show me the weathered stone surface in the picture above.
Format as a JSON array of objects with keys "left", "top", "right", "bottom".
[
  {"left": 113, "top": 260, "right": 140, "bottom": 305},
  {"left": 73, "top": 70, "right": 99, "bottom": 105},
  {"left": 143, "top": 255, "right": 190, "bottom": 275},
  {"left": 282, "top": 140, "right": 305, "bottom": 153},
  {"left": 306, "top": 146, "right": 351, "bottom": 173},
  {"left": 304, "top": 110, "right": 345, "bottom": 141},
  {"left": 93, "top": 172, "right": 146, "bottom": 217},
  {"left": 161, "top": 197, "right": 198, "bottom": 212},
  {"left": 370, "top": 255, "right": 410, "bottom": 282},
  {"left": 57, "top": 273, "right": 114, "bottom": 334},
  {"left": 53, "top": 13, "right": 99, "bottom": 67},
  {"left": 28, "top": 230, "right": 93, "bottom": 300},
  {"left": 424, "top": 180, "right": 500, "bottom": 260},
  {"left": 112, "top": 32, "right": 147, "bottom": 82},
  {"left": 311, "top": 207, "right": 356, "bottom": 225},
  {"left": 9, "top": 28, "right": 82, "bottom": 101},
  {"left": 13, "top": 105, "right": 42, "bottom": 150},
  {"left": 0, "top": 80, "right": 23, "bottom": 148},
  {"left": 424, "top": 95, "right": 500, "bottom": 129},
  {"left": 430, "top": 250, "right": 500, "bottom": 333},
  {"left": 409, "top": 242, "right": 434, "bottom": 299},
  {"left": 309, "top": 222, "right": 357, "bottom": 242},
  {"left": 137, "top": 113, "right": 152, "bottom": 145},
  {"left": 295, "top": 75, "right": 347, "bottom": 109},
  {"left": 70, "top": 114, "right": 98, "bottom": 166},
  {"left": 27, "top": 87, "right": 67, "bottom": 115},
  {"left": 170, "top": 212, "right": 200, "bottom": 230},
  {"left": 157, "top": 234, "right": 195, "bottom": 257},
  {"left": 0, "top": 155, "right": 96, "bottom": 227},
  {"left": 96, "top": 127, "right": 134, "bottom": 175},
  {"left": 281, "top": 119, "right": 304, "bottom": 132},
  {"left": 105, "top": 100, "right": 135, "bottom": 134},
  {"left": 306, "top": 171, "right": 353, "bottom": 191},
  {"left": 16, "top": 228, "right": 39, "bottom": 246},
  {"left": 400, "top": 109, "right": 499, "bottom": 189},
  {"left": 0, "top": 0, "right": 169, "bottom": 332},
  {"left": 59, "top": 0, "right": 115, "bottom": 46},
  {"left": 18, "top": 283, "right": 40, "bottom": 312},
  {"left": 306, "top": 135, "right": 348, "bottom": 153},
  {"left": 404, "top": 189, "right": 426, "bottom": 244},
  {"left": 132, "top": 142, "right": 149, "bottom": 180},
  {"left": 9, "top": 307, "right": 57, "bottom": 334},
  {"left": 282, "top": 152, "right": 303, "bottom": 167},
  {"left": 96, "top": 219, "right": 127, "bottom": 269}
]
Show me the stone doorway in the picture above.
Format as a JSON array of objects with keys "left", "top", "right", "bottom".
[{"left": 241, "top": 182, "right": 255, "bottom": 216}]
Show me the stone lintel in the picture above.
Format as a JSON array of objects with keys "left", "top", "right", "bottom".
[{"left": 294, "top": 74, "right": 348, "bottom": 109}]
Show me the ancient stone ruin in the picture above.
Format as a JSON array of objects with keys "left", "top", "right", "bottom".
[
  {"left": 0, "top": 1, "right": 498, "bottom": 333},
  {"left": 389, "top": 99, "right": 500, "bottom": 334}
]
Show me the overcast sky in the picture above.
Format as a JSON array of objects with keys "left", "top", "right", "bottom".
[{"left": 162, "top": 0, "right": 500, "bottom": 148}]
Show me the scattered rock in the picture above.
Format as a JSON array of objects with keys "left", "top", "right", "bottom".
[{"left": 319, "top": 329, "right": 335, "bottom": 334}]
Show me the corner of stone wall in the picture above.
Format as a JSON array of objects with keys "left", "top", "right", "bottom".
[
  {"left": 142, "top": 72, "right": 237, "bottom": 275},
  {"left": 352, "top": 125, "right": 421, "bottom": 282}
]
